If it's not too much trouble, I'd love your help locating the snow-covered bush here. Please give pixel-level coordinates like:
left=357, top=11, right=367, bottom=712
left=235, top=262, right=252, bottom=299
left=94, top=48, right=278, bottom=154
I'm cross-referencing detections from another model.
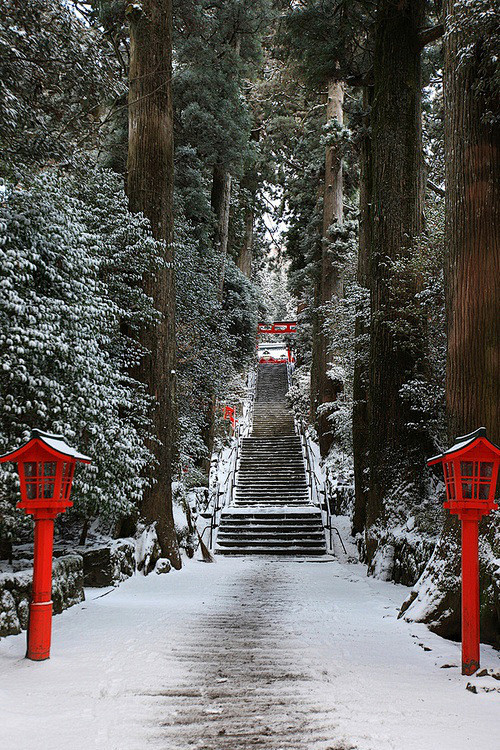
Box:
left=0, top=165, right=161, bottom=548
left=0, top=0, right=120, bottom=177
left=174, top=213, right=235, bottom=471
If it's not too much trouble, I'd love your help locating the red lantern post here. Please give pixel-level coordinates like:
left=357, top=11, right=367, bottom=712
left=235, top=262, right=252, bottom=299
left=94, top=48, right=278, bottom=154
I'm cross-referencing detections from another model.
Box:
left=223, top=405, right=237, bottom=432
left=0, top=430, right=90, bottom=661
left=428, top=427, right=499, bottom=675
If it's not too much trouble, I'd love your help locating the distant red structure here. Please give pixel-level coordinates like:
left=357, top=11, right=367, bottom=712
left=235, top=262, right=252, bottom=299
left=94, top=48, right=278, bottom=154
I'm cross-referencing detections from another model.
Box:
left=0, top=430, right=90, bottom=661
left=257, top=321, right=297, bottom=336
left=257, top=348, right=294, bottom=365
left=257, top=321, right=297, bottom=363
left=223, top=405, right=236, bottom=431
left=428, top=428, right=499, bottom=675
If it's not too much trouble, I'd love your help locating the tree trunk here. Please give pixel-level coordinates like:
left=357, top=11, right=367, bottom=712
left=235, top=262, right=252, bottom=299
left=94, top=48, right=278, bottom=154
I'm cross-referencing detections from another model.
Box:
left=311, top=79, right=344, bottom=456
left=212, top=162, right=232, bottom=295
left=195, top=163, right=232, bottom=469
left=237, top=122, right=261, bottom=279
left=352, top=86, right=372, bottom=536
left=400, top=0, right=500, bottom=650
left=365, top=0, right=427, bottom=561
left=444, top=11, right=500, bottom=445
left=126, top=0, right=180, bottom=568
left=237, top=199, right=254, bottom=278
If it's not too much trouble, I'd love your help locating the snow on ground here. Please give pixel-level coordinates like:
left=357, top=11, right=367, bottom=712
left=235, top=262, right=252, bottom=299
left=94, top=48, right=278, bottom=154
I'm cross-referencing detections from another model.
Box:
left=0, top=555, right=498, bottom=750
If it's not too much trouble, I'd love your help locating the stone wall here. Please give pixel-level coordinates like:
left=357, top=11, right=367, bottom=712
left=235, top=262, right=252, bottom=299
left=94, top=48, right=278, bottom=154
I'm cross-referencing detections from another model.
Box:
left=0, top=554, right=84, bottom=638
left=74, top=540, right=136, bottom=587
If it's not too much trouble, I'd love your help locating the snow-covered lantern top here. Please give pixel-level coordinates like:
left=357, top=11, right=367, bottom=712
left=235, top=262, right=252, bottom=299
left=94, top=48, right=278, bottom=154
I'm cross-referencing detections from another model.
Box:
left=427, top=428, right=499, bottom=520
left=0, top=429, right=91, bottom=516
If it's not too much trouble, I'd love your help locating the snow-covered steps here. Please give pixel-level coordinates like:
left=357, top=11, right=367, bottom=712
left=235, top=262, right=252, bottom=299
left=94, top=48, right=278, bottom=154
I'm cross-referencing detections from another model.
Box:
left=215, top=362, right=326, bottom=557
left=215, top=508, right=326, bottom=556
left=234, top=435, right=308, bottom=507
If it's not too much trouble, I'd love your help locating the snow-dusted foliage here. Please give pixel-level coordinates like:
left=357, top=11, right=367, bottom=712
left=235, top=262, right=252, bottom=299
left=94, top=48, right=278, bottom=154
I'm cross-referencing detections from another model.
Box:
left=0, top=165, right=161, bottom=547
left=0, top=0, right=119, bottom=177
left=175, top=215, right=233, bottom=472
left=321, top=214, right=358, bottom=453
left=447, top=0, right=500, bottom=125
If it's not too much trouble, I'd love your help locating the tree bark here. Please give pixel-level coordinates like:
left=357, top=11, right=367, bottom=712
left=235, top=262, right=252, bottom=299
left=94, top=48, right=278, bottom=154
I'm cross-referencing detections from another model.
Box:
left=196, top=163, right=232, bottom=469
left=126, top=0, right=180, bottom=568
left=311, top=79, right=344, bottom=457
left=237, top=122, right=261, bottom=279
left=444, top=8, right=500, bottom=445
left=212, top=162, right=232, bottom=296
left=399, top=0, right=500, bottom=650
left=365, top=0, right=427, bottom=559
left=237, top=199, right=254, bottom=278
left=352, top=86, right=372, bottom=536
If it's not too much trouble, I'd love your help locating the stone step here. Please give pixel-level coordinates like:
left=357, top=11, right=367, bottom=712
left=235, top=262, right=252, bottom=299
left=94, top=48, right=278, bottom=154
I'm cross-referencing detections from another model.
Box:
left=239, top=458, right=303, bottom=462
left=232, top=502, right=309, bottom=507
left=232, top=495, right=308, bottom=500
left=220, top=511, right=321, bottom=521
left=234, top=495, right=308, bottom=501
left=217, top=538, right=325, bottom=548
left=239, top=452, right=303, bottom=457
left=215, top=362, right=326, bottom=558
left=237, top=477, right=305, bottom=482
left=235, top=487, right=307, bottom=492
left=238, top=471, right=304, bottom=475
left=237, top=473, right=305, bottom=478
left=232, top=503, right=309, bottom=508
left=215, top=545, right=326, bottom=556
left=217, top=533, right=325, bottom=542
left=236, top=481, right=307, bottom=487
left=242, top=438, right=300, bottom=444
left=220, top=522, right=323, bottom=529
left=233, top=500, right=309, bottom=506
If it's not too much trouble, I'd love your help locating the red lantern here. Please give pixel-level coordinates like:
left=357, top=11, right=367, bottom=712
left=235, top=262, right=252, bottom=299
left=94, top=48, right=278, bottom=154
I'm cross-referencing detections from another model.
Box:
left=223, top=405, right=236, bottom=431
left=428, top=427, right=499, bottom=675
left=0, top=429, right=91, bottom=661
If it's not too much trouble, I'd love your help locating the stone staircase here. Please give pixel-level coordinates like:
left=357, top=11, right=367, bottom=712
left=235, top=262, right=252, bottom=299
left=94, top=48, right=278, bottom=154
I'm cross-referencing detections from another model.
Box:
left=216, top=363, right=326, bottom=556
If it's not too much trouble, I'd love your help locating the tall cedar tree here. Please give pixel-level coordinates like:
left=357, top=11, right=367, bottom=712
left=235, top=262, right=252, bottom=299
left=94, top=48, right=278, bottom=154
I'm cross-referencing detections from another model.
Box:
left=364, top=0, right=428, bottom=560
left=399, top=0, right=499, bottom=646
left=126, top=0, right=180, bottom=567
left=311, top=79, right=345, bottom=456
left=352, top=86, right=372, bottom=534
left=444, top=1, right=499, bottom=444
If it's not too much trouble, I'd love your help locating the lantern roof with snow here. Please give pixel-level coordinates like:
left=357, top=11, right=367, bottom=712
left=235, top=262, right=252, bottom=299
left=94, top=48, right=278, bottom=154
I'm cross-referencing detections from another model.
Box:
left=427, top=427, right=500, bottom=466
left=0, top=429, right=91, bottom=464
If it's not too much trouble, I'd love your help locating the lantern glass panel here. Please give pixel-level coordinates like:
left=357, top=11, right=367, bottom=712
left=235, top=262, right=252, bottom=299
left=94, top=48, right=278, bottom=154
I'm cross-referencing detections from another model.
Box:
left=43, top=461, right=56, bottom=498
left=478, top=484, right=491, bottom=500
left=24, top=461, right=39, bottom=499
left=24, top=462, right=37, bottom=477
left=462, top=482, right=472, bottom=499
left=61, top=462, right=74, bottom=499
left=444, top=461, right=456, bottom=500
left=460, top=461, right=474, bottom=478
left=480, top=462, right=493, bottom=478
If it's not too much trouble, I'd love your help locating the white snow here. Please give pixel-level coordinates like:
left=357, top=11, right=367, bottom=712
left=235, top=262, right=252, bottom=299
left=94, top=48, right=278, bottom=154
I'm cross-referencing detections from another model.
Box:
left=0, top=556, right=498, bottom=750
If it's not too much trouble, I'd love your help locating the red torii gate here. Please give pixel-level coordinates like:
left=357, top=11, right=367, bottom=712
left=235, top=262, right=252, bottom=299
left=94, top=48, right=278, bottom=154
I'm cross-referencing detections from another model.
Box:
left=257, top=321, right=297, bottom=363
left=257, top=321, right=297, bottom=336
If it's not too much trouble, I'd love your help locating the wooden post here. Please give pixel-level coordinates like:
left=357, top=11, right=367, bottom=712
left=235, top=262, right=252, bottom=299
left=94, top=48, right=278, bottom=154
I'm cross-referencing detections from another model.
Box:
left=461, top=517, right=480, bottom=675
left=28, top=515, right=55, bottom=661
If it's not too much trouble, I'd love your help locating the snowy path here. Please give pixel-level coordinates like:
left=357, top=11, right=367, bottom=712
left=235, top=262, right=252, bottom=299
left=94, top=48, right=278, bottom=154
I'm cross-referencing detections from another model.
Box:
left=1, top=556, right=498, bottom=750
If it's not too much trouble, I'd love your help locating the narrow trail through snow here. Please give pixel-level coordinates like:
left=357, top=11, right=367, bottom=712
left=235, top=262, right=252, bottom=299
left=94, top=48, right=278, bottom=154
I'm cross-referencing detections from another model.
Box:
left=149, top=562, right=338, bottom=749
left=1, top=556, right=498, bottom=750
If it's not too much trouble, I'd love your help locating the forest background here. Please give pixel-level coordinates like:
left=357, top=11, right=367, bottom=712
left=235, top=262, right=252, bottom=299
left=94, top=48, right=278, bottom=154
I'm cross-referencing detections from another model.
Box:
left=0, top=1, right=498, bottom=645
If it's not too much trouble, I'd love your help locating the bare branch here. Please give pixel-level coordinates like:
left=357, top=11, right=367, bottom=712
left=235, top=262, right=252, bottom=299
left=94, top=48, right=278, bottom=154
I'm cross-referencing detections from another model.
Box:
left=419, top=23, right=444, bottom=48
